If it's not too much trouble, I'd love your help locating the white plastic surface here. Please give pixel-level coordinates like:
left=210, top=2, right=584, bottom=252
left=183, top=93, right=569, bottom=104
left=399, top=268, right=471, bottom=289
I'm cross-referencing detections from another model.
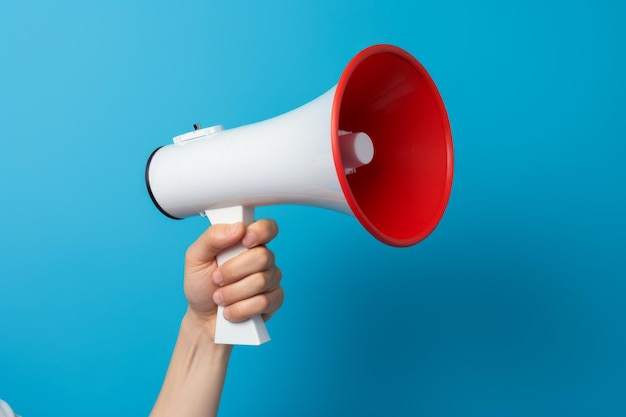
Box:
left=146, top=87, right=357, bottom=219
left=204, top=205, right=270, bottom=346
left=338, top=131, right=374, bottom=169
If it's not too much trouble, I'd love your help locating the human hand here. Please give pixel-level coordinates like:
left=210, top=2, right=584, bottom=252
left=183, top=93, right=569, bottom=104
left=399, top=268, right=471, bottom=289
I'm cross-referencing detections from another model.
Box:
left=182, top=219, right=284, bottom=340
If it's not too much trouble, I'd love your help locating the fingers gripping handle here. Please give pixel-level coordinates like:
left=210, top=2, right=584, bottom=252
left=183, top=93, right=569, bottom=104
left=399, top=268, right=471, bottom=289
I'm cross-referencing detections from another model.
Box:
left=204, top=206, right=271, bottom=346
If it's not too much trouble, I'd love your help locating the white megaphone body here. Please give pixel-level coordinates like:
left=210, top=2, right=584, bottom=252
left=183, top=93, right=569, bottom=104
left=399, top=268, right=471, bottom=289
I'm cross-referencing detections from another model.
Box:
left=146, top=44, right=454, bottom=345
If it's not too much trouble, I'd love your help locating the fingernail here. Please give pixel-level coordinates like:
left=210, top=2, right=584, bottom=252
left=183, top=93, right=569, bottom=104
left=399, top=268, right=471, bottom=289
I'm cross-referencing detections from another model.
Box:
left=213, top=291, right=224, bottom=306
left=212, top=270, right=223, bottom=286
left=242, top=231, right=255, bottom=247
left=223, top=307, right=232, bottom=321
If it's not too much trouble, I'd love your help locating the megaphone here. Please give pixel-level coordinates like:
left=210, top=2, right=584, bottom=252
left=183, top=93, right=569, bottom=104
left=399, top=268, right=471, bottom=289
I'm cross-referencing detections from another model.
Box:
left=145, top=44, right=453, bottom=345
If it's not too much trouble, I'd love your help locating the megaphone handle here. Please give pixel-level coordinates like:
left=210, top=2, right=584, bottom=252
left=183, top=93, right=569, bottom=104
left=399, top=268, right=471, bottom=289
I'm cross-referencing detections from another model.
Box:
left=204, top=205, right=271, bottom=346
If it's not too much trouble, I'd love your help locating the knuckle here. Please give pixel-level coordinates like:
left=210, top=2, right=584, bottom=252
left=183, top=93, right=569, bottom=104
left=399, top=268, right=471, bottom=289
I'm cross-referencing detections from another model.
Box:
left=275, top=288, right=285, bottom=308
left=259, top=294, right=271, bottom=311
left=265, top=289, right=284, bottom=316
left=206, top=225, right=223, bottom=243
left=253, top=272, right=269, bottom=292
left=252, top=247, right=273, bottom=267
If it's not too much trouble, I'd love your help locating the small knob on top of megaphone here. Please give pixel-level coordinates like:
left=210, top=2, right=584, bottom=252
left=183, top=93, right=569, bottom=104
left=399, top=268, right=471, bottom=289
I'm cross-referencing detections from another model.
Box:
left=173, top=124, right=224, bottom=144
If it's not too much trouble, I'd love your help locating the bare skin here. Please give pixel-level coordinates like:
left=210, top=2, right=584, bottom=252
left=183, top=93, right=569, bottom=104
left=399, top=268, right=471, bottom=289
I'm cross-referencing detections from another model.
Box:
left=150, top=219, right=284, bottom=417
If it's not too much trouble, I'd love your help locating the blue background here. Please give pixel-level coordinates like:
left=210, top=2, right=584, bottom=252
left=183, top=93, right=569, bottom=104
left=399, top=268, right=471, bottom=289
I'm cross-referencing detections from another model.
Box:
left=1, top=1, right=625, bottom=416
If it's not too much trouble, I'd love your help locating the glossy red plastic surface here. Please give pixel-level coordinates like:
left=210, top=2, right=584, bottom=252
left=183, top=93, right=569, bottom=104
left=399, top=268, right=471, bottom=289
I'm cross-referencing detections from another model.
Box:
left=331, top=44, right=453, bottom=247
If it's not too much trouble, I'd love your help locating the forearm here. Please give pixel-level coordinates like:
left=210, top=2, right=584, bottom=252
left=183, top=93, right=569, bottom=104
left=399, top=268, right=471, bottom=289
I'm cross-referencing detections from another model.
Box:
left=150, top=311, right=233, bottom=417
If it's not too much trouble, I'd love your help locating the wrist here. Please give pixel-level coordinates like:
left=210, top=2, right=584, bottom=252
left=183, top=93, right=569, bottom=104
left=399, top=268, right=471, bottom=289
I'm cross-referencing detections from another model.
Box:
left=150, top=311, right=232, bottom=417
left=181, top=309, right=233, bottom=355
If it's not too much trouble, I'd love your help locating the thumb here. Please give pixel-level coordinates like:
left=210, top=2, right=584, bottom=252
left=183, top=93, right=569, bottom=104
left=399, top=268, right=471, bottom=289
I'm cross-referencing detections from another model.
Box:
left=185, top=222, right=246, bottom=266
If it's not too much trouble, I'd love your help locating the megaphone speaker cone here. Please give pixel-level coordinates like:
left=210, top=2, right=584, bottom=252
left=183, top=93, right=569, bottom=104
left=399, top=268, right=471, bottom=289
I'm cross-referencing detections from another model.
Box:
left=331, top=44, right=453, bottom=247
